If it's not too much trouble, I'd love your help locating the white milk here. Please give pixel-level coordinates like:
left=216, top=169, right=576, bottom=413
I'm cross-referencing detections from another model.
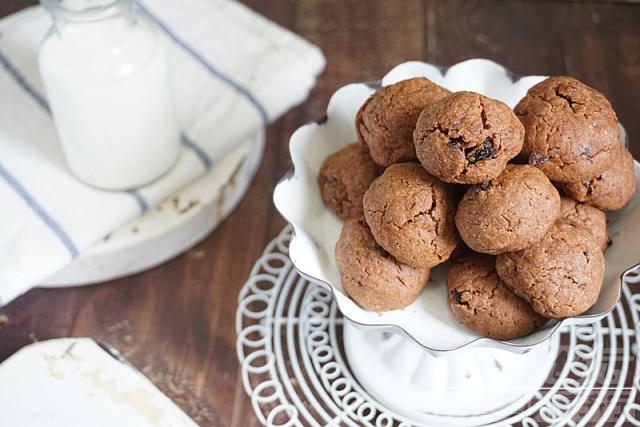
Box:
left=39, top=8, right=180, bottom=190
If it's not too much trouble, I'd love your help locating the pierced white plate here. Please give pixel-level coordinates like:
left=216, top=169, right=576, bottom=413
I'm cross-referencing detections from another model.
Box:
left=273, top=59, right=640, bottom=354
left=42, top=130, right=264, bottom=286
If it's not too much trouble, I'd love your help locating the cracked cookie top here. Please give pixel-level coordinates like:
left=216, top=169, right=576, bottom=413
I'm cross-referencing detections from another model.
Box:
left=447, top=253, right=547, bottom=339
left=559, top=144, right=636, bottom=211
left=559, top=197, right=609, bottom=252
left=318, top=142, right=384, bottom=220
left=363, top=162, right=459, bottom=268
left=335, top=218, right=430, bottom=312
left=495, top=220, right=605, bottom=319
left=356, top=77, right=451, bottom=167
left=413, top=91, right=524, bottom=184
left=455, top=164, right=561, bottom=254
left=515, top=76, right=620, bottom=183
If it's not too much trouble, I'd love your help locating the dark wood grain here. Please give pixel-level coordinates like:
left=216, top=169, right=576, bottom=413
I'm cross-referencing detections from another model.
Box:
left=1, top=1, right=639, bottom=426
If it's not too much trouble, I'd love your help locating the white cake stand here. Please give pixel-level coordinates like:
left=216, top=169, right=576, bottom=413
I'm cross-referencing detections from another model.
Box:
left=236, top=227, right=640, bottom=427
left=343, top=323, right=559, bottom=426
left=42, top=130, right=264, bottom=286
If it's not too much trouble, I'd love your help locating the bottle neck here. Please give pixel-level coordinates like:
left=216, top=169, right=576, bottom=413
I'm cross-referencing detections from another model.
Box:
left=41, top=0, right=134, bottom=25
left=41, top=0, right=138, bottom=41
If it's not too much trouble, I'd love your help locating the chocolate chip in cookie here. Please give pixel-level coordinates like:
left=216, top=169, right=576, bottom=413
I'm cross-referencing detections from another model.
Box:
left=448, top=253, right=547, bottom=339
left=413, top=91, right=524, bottom=184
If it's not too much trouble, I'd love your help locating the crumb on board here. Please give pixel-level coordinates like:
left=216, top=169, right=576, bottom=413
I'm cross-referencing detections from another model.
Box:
left=188, top=250, right=206, bottom=260
left=228, top=159, right=245, bottom=187
left=216, top=191, right=225, bottom=211
left=178, top=199, right=200, bottom=214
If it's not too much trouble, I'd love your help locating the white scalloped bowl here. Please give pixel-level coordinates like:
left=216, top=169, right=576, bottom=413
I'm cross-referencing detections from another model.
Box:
left=274, top=59, right=640, bottom=353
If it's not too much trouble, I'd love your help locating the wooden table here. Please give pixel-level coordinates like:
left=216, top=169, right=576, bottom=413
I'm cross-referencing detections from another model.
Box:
left=1, top=1, right=639, bottom=426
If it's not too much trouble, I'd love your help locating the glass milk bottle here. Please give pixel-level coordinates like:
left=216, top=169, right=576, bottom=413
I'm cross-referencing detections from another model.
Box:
left=39, top=0, right=181, bottom=190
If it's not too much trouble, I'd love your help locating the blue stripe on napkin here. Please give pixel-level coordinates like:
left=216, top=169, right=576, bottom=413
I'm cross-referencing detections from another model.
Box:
left=0, top=163, right=79, bottom=258
left=126, top=189, right=149, bottom=213
left=181, top=133, right=212, bottom=169
left=0, top=50, right=50, bottom=114
left=137, top=1, right=270, bottom=125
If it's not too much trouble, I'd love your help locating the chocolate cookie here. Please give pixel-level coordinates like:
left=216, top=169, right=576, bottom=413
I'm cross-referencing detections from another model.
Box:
left=414, top=91, right=524, bottom=184
left=363, top=162, right=459, bottom=268
left=448, top=254, right=547, bottom=339
left=560, top=145, right=636, bottom=211
left=496, top=220, right=605, bottom=319
left=455, top=165, right=561, bottom=255
left=356, top=77, right=450, bottom=166
left=318, top=143, right=384, bottom=220
left=515, top=76, right=620, bottom=182
left=559, top=197, right=609, bottom=252
left=335, top=218, right=430, bottom=311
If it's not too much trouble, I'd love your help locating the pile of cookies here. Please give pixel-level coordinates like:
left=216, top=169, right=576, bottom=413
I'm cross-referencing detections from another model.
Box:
left=318, top=75, right=636, bottom=340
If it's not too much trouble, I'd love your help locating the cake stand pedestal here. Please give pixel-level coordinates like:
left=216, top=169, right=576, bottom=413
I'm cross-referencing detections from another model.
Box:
left=344, top=322, right=559, bottom=426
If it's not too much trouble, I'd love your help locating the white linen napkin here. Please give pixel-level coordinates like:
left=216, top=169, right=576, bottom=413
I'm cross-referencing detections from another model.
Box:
left=0, top=0, right=325, bottom=305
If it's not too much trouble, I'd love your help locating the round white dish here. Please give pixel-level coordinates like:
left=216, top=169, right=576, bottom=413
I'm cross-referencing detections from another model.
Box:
left=273, top=59, right=640, bottom=353
left=43, top=129, right=264, bottom=286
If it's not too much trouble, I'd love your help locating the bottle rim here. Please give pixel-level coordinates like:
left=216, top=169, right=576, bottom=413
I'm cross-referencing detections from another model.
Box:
left=40, top=0, right=130, bottom=22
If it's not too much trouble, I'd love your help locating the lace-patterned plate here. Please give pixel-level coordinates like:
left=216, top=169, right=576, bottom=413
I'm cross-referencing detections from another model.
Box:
left=236, top=227, right=640, bottom=426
